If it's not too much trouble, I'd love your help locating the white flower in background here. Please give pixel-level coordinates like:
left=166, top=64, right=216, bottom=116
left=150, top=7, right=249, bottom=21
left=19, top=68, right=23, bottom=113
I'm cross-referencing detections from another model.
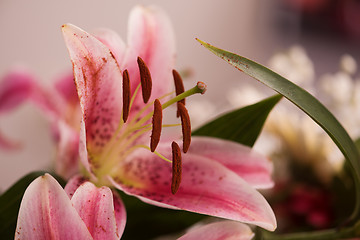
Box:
left=264, top=106, right=343, bottom=183
left=227, top=85, right=267, bottom=107
left=186, top=99, right=216, bottom=129
left=266, top=51, right=360, bottom=183
left=340, top=54, right=357, bottom=75
left=319, top=71, right=353, bottom=105
left=228, top=45, right=316, bottom=111
left=318, top=54, right=360, bottom=139
left=268, top=45, right=315, bottom=88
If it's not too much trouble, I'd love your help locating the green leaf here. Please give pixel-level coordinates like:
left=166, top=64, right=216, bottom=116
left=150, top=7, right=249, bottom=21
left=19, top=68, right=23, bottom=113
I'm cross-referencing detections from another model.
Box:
left=197, top=38, right=360, bottom=221
left=192, top=94, right=282, bottom=147
left=0, top=171, right=65, bottom=239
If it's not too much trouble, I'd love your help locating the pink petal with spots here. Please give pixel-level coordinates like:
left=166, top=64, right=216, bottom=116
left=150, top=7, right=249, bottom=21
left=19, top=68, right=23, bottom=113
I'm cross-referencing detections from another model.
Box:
left=15, top=174, right=93, bottom=240
left=71, top=182, right=126, bottom=240
left=110, top=143, right=277, bottom=231
left=178, top=221, right=254, bottom=240
left=188, top=137, right=274, bottom=189
left=64, top=175, right=88, bottom=198
left=123, top=5, right=176, bottom=115
left=92, top=28, right=127, bottom=67
left=62, top=24, right=123, bottom=164
left=112, top=190, right=127, bottom=237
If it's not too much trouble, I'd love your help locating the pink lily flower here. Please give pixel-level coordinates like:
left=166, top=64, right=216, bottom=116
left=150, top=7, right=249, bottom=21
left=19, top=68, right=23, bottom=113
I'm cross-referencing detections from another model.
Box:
left=15, top=173, right=126, bottom=240
left=61, top=5, right=276, bottom=231
left=0, top=67, right=81, bottom=178
left=178, top=221, right=254, bottom=240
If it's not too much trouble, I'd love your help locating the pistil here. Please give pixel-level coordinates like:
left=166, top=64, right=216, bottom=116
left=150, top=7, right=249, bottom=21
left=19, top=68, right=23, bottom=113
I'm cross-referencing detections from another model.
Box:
left=161, top=82, right=206, bottom=109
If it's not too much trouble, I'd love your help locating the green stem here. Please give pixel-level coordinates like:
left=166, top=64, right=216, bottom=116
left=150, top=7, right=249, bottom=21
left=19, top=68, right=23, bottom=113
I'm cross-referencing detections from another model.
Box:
left=350, top=178, right=360, bottom=222
left=259, top=221, right=360, bottom=240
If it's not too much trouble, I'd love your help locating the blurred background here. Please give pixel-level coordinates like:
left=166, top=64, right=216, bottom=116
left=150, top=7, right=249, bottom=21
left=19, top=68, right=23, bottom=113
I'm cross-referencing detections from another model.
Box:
left=1, top=0, right=360, bottom=191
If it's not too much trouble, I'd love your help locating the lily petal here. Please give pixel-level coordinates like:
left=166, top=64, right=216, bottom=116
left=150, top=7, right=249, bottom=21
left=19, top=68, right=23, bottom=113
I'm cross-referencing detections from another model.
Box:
left=62, top=24, right=123, bottom=167
left=15, top=173, right=93, bottom=240
left=92, top=28, right=127, bottom=68
left=64, top=175, right=88, bottom=198
left=0, top=68, right=36, bottom=113
left=0, top=68, right=66, bottom=152
left=0, top=130, right=21, bottom=150
left=0, top=67, right=66, bottom=118
left=110, top=144, right=277, bottom=231
left=178, top=221, right=254, bottom=240
left=112, top=190, right=127, bottom=238
left=54, top=72, right=79, bottom=107
left=188, top=137, right=274, bottom=189
left=71, top=182, right=126, bottom=240
left=124, top=5, right=176, bottom=112
left=53, top=120, right=80, bottom=179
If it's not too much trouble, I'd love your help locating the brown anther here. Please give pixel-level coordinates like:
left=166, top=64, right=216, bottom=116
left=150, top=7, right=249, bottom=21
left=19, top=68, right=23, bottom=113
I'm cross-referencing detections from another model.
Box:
left=177, top=102, right=191, bottom=153
left=173, top=69, right=185, bottom=118
left=122, top=69, right=130, bottom=123
left=137, top=57, right=152, bottom=103
left=171, top=141, right=182, bottom=195
left=150, top=99, right=162, bottom=152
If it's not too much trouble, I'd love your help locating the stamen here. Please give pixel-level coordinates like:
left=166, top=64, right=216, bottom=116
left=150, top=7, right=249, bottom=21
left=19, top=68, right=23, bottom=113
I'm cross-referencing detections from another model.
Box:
left=173, top=70, right=185, bottom=99
left=122, top=69, right=130, bottom=123
left=97, top=80, right=206, bottom=178
left=173, top=70, right=185, bottom=117
left=162, top=123, right=181, bottom=128
left=137, top=57, right=152, bottom=103
left=150, top=99, right=162, bottom=152
left=128, top=91, right=173, bottom=127
left=171, top=141, right=182, bottom=195
left=177, top=102, right=191, bottom=153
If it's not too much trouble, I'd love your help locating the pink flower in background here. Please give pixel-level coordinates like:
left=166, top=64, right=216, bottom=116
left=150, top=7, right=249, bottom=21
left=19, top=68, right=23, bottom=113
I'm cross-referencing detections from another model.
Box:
left=15, top=173, right=126, bottom=240
left=61, top=5, right=276, bottom=231
left=0, top=68, right=81, bottom=179
left=272, top=183, right=333, bottom=230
